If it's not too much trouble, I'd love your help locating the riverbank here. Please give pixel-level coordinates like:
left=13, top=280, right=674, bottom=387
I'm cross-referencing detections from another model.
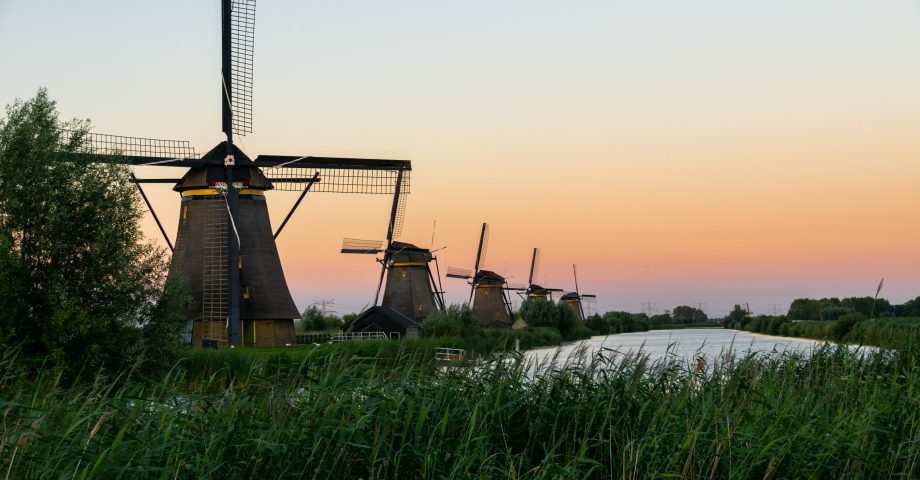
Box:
left=727, top=316, right=920, bottom=350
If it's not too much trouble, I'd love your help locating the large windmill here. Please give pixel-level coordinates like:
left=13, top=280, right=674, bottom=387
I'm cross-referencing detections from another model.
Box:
left=446, top=223, right=515, bottom=328
left=69, top=0, right=411, bottom=347
left=560, top=264, right=597, bottom=322
left=340, top=181, right=445, bottom=322
left=511, top=248, right=563, bottom=302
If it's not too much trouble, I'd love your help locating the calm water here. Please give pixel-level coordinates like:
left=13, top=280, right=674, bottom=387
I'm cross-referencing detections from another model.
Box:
left=524, top=328, right=859, bottom=367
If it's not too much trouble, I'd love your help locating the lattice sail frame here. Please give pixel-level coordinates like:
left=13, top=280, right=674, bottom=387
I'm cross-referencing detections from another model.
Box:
left=230, top=0, right=256, bottom=135
left=446, top=267, right=473, bottom=279
left=63, top=131, right=199, bottom=159
left=478, top=224, right=490, bottom=271
left=530, top=248, right=541, bottom=284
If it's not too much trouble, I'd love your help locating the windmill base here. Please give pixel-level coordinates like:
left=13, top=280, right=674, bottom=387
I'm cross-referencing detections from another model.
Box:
left=192, top=319, right=295, bottom=347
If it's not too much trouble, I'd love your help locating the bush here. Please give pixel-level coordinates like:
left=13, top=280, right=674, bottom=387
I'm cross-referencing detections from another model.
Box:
left=831, top=313, right=866, bottom=341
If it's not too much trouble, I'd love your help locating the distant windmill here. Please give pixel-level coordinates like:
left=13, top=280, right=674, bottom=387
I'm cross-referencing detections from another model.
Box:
left=560, top=264, right=597, bottom=321
left=64, top=0, right=412, bottom=347
left=510, top=248, right=563, bottom=302
left=446, top=223, right=515, bottom=328
left=340, top=183, right=444, bottom=322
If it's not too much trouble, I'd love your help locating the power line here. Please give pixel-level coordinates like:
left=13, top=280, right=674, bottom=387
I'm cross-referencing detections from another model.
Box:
left=311, top=298, right=336, bottom=315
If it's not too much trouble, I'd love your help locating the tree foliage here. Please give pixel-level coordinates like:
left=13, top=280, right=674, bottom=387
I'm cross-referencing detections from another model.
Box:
left=299, top=306, right=342, bottom=332
left=0, top=89, right=189, bottom=378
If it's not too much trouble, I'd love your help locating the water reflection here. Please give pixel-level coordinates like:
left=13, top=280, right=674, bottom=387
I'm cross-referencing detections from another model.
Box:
left=524, top=328, right=855, bottom=366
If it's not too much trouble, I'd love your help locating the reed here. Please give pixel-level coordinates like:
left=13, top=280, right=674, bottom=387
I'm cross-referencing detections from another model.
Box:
left=1, top=342, right=918, bottom=478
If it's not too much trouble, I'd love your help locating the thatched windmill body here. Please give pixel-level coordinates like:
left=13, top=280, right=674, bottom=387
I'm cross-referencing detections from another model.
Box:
left=70, top=0, right=411, bottom=347
left=340, top=185, right=445, bottom=322
left=446, top=223, right=515, bottom=328
left=560, top=264, right=597, bottom=322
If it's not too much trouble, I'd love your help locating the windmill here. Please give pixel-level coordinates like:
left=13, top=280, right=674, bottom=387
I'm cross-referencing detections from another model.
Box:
left=510, top=248, right=563, bottom=302
left=560, top=264, right=597, bottom=321
left=67, top=0, right=412, bottom=347
left=340, top=182, right=445, bottom=322
left=446, top=223, right=515, bottom=328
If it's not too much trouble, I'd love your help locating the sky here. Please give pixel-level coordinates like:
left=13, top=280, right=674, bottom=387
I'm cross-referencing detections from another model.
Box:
left=2, top=1, right=920, bottom=317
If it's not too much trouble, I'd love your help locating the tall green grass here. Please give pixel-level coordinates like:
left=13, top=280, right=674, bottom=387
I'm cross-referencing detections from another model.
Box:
left=2, top=342, right=919, bottom=478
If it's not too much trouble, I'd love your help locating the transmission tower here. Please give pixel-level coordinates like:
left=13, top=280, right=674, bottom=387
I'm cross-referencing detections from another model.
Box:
left=312, top=299, right=336, bottom=315
left=642, top=302, right=656, bottom=316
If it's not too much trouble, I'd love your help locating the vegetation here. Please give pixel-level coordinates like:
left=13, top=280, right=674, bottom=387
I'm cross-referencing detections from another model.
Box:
left=0, top=90, right=189, bottom=379
left=297, top=305, right=343, bottom=332
left=725, top=311, right=920, bottom=351
left=3, top=341, right=920, bottom=478
left=786, top=295, right=920, bottom=320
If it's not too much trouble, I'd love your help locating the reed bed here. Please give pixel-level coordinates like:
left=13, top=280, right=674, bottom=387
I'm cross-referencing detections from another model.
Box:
left=1, top=343, right=918, bottom=479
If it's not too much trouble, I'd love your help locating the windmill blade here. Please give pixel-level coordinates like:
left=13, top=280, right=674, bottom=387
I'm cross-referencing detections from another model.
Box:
left=446, top=267, right=473, bottom=279
left=341, top=238, right=384, bottom=254
left=257, top=155, right=411, bottom=193
left=384, top=169, right=407, bottom=244
left=573, top=264, right=580, bottom=296
left=545, top=288, right=565, bottom=292
left=528, top=248, right=541, bottom=285
left=473, top=223, right=489, bottom=273
left=581, top=294, right=597, bottom=298
left=61, top=131, right=200, bottom=166
left=506, top=282, right=527, bottom=290
left=224, top=0, right=256, bottom=136
left=582, top=296, right=598, bottom=317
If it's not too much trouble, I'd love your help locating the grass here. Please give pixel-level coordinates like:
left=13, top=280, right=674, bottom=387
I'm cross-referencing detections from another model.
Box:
left=2, top=340, right=920, bottom=478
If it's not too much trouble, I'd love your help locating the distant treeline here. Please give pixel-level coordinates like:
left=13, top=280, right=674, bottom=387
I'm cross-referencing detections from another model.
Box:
left=786, top=296, right=920, bottom=320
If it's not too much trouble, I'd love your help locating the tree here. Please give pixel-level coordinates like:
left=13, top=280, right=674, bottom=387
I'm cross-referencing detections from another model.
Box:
left=421, top=304, right=478, bottom=338
left=672, top=305, right=708, bottom=324
left=556, top=302, right=577, bottom=340
left=0, top=89, right=188, bottom=377
left=518, top=298, right=559, bottom=329
left=787, top=299, right=821, bottom=320
left=299, top=306, right=342, bottom=332
left=726, top=304, right=750, bottom=325
left=584, top=314, right=609, bottom=335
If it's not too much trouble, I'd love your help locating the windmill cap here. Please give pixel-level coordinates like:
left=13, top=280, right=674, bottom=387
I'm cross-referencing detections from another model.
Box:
left=561, top=292, right=580, bottom=300
left=476, top=270, right=505, bottom=282
left=173, top=142, right=273, bottom=192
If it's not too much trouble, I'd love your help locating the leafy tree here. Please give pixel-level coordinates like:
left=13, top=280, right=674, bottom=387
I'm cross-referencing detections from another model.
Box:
left=726, top=304, right=750, bottom=325
left=518, top=298, right=559, bottom=329
left=421, top=304, right=478, bottom=337
left=672, top=305, right=708, bottom=324
left=787, top=299, right=821, bottom=320
left=299, top=306, right=342, bottom=332
left=0, top=89, right=188, bottom=377
left=820, top=306, right=855, bottom=321
left=649, top=312, right=672, bottom=325
left=556, top=302, right=578, bottom=340
left=584, top=314, right=609, bottom=335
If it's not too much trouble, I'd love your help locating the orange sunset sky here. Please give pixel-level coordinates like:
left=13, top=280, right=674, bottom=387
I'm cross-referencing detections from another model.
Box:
left=2, top=1, right=920, bottom=316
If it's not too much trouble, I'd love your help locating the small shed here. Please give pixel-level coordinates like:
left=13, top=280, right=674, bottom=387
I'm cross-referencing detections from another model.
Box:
left=346, top=306, right=421, bottom=339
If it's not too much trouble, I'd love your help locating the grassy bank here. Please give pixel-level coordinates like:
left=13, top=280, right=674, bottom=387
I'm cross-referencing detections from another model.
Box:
left=2, top=343, right=919, bottom=478
left=729, top=315, right=920, bottom=351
